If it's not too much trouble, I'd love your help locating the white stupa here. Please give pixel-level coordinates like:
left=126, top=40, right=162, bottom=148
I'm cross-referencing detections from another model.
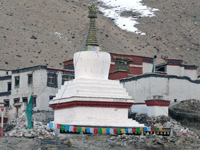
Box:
left=49, top=4, right=144, bottom=128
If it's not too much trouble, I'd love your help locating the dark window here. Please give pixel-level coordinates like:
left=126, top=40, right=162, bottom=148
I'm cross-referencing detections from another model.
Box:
left=28, top=74, right=33, bottom=85
left=4, top=99, right=9, bottom=107
left=7, top=82, right=11, bottom=91
left=156, top=66, right=166, bottom=72
left=14, top=98, right=20, bottom=103
left=115, top=60, right=129, bottom=71
left=47, top=72, right=58, bottom=88
left=49, top=95, right=55, bottom=100
left=32, top=96, right=37, bottom=107
left=23, top=97, right=28, bottom=104
left=174, top=99, right=177, bottom=103
left=62, top=74, right=74, bottom=85
left=15, top=76, right=20, bottom=87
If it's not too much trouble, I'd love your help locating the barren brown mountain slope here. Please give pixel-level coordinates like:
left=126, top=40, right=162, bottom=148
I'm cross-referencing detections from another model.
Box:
left=0, top=0, right=199, bottom=74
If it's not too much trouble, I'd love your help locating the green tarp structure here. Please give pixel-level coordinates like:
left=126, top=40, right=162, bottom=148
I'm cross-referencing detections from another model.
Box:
left=26, top=95, right=33, bottom=129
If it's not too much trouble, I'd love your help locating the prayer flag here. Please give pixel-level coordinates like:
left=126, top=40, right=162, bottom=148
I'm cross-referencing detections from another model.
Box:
left=90, top=128, right=94, bottom=134
left=155, top=127, right=159, bottom=131
left=73, top=126, right=77, bottom=132
left=140, top=128, right=143, bottom=132
left=65, top=125, right=69, bottom=131
left=102, top=129, right=106, bottom=134
left=121, top=129, right=126, bottom=134
left=57, top=124, right=61, bottom=129
left=128, top=128, right=132, bottom=134
left=61, top=125, right=65, bottom=130
left=117, top=129, right=121, bottom=134
left=49, top=123, right=53, bottom=128
left=106, top=129, right=110, bottom=134
left=69, top=126, right=73, bottom=132
left=77, top=127, right=82, bottom=132
left=125, top=128, right=128, bottom=134
left=26, top=95, right=33, bottom=129
left=136, top=128, right=140, bottom=133
left=143, top=127, right=147, bottom=132
left=113, top=129, right=118, bottom=134
left=151, top=126, right=155, bottom=131
left=94, top=128, right=98, bottom=134
left=81, top=127, right=86, bottom=132
left=132, top=128, right=136, bottom=132
left=86, top=127, right=90, bottom=133
left=98, top=128, right=102, bottom=134
left=110, top=129, right=114, bottom=134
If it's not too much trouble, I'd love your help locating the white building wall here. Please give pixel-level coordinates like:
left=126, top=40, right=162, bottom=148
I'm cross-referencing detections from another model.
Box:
left=184, top=69, right=197, bottom=80
left=142, top=62, right=153, bottom=74
left=166, top=65, right=181, bottom=76
left=0, top=79, right=11, bottom=92
left=147, top=106, right=169, bottom=117
left=6, top=68, right=64, bottom=118
left=123, top=76, right=200, bottom=105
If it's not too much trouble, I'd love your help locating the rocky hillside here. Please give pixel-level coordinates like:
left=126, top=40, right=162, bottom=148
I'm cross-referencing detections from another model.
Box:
left=0, top=0, right=199, bottom=73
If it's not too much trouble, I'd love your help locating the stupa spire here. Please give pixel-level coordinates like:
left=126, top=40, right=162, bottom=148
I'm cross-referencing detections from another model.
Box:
left=85, top=4, right=99, bottom=46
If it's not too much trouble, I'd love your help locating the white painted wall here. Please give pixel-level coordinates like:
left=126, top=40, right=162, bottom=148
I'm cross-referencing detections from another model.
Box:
left=74, top=51, right=111, bottom=80
left=147, top=106, right=169, bottom=117
left=184, top=69, right=197, bottom=80
left=166, top=65, right=181, bottom=76
left=0, top=71, right=7, bottom=76
left=142, top=62, right=153, bottom=74
left=0, top=67, right=67, bottom=119
left=131, top=104, right=148, bottom=114
left=123, top=76, right=200, bottom=105
left=53, top=106, right=144, bottom=127
left=0, top=79, right=11, bottom=92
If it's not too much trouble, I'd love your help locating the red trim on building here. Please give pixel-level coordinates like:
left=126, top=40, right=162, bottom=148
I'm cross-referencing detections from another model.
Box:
left=132, top=103, right=146, bottom=105
left=109, top=71, right=128, bottom=80
left=50, top=101, right=134, bottom=110
left=145, top=100, right=170, bottom=106
left=129, top=67, right=142, bottom=75
left=167, top=59, right=183, bottom=63
left=184, top=68, right=197, bottom=70
left=109, top=65, right=115, bottom=72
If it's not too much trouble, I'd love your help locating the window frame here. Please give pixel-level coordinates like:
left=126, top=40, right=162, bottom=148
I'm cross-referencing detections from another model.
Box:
left=115, top=59, right=130, bottom=71
left=47, top=72, right=58, bottom=88
left=62, top=74, right=74, bottom=85
left=7, top=82, right=11, bottom=91
left=32, top=95, right=37, bottom=108
left=15, top=76, right=20, bottom=87
left=22, top=97, right=28, bottom=104
left=4, top=99, right=9, bottom=107
left=28, top=74, right=33, bottom=85
left=14, top=98, right=20, bottom=103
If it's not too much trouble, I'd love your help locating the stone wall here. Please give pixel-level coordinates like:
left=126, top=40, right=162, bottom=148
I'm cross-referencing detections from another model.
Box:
left=32, top=111, right=54, bottom=123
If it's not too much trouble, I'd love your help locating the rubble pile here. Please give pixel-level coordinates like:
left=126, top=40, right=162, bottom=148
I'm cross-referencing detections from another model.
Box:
left=131, top=113, right=199, bottom=139
left=131, top=113, right=170, bottom=126
left=163, top=120, right=199, bottom=139
left=4, top=113, right=55, bottom=139
left=174, top=99, right=200, bottom=111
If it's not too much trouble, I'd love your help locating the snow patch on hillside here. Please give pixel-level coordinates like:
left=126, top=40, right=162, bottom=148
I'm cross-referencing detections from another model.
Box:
left=97, top=0, right=159, bottom=35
